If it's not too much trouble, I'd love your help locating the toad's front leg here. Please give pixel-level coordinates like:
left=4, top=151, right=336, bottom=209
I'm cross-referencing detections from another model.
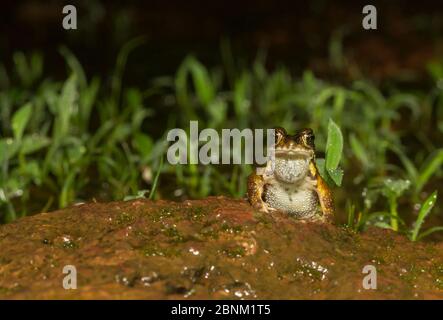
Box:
left=315, top=174, right=335, bottom=223
left=247, top=172, right=273, bottom=213
left=309, top=162, right=335, bottom=223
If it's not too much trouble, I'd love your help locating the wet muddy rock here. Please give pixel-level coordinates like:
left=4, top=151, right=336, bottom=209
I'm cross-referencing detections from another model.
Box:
left=0, top=197, right=442, bottom=299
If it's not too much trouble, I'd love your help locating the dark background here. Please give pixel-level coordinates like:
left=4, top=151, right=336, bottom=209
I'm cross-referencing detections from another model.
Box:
left=1, top=0, right=443, bottom=84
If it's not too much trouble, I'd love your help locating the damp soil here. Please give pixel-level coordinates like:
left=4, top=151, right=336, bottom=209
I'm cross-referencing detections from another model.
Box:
left=0, top=197, right=442, bottom=299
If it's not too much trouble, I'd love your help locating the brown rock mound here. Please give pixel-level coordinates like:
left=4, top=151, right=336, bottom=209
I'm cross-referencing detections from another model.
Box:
left=0, top=197, right=442, bottom=299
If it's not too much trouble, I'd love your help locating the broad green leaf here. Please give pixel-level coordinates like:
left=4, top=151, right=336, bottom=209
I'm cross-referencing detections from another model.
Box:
left=12, top=103, right=32, bottom=140
left=315, top=158, right=334, bottom=186
left=328, top=167, right=344, bottom=186
left=325, top=118, right=343, bottom=172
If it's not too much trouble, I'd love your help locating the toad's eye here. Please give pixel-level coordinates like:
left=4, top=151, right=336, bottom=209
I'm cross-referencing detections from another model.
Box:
left=305, top=133, right=315, bottom=148
left=274, top=127, right=286, bottom=144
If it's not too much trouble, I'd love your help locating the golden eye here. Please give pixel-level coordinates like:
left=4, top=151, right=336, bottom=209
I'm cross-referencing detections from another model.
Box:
left=274, top=127, right=286, bottom=144
left=305, top=132, right=315, bottom=148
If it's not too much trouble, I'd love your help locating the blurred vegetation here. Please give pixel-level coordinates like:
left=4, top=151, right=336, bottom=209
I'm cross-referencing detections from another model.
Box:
left=0, top=40, right=442, bottom=241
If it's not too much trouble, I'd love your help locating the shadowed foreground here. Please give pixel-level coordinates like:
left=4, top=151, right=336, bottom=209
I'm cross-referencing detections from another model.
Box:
left=0, top=197, right=442, bottom=299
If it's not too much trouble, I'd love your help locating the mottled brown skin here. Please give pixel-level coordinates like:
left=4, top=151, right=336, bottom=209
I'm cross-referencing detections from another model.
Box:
left=247, top=127, right=334, bottom=222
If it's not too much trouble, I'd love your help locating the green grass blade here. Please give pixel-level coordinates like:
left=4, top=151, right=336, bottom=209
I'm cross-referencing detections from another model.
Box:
left=59, top=46, right=87, bottom=88
left=416, top=149, right=443, bottom=194
left=13, top=52, right=30, bottom=87
left=55, top=74, right=77, bottom=139
left=188, top=58, right=215, bottom=106
left=12, top=103, right=32, bottom=141
left=349, top=133, right=370, bottom=168
left=149, top=155, right=164, bottom=200
left=417, top=226, right=443, bottom=241
left=410, top=191, right=438, bottom=241
left=389, top=144, right=418, bottom=185
left=111, top=36, right=146, bottom=107
left=59, top=171, right=77, bottom=208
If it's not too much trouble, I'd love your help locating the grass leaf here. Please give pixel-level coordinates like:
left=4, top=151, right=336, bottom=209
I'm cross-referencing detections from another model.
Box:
left=0, top=139, right=19, bottom=163
left=416, top=149, right=443, bottom=194
left=417, top=226, right=443, bottom=241
left=12, top=103, right=32, bottom=140
left=20, top=135, right=51, bottom=155
left=349, top=133, right=370, bottom=167
left=410, top=191, right=438, bottom=241
left=149, top=155, right=164, bottom=200
left=55, top=74, right=78, bottom=138
left=59, top=46, right=87, bottom=88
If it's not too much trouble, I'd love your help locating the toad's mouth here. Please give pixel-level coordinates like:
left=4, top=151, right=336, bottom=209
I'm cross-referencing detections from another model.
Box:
left=274, top=148, right=313, bottom=159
